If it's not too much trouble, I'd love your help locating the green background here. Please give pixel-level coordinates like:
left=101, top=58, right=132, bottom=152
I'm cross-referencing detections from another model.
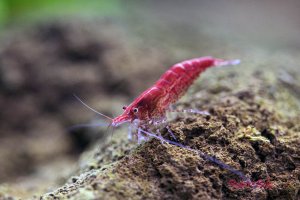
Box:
left=0, top=0, right=122, bottom=26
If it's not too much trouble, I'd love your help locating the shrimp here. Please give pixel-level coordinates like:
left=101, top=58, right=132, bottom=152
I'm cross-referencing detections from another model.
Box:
left=111, top=56, right=240, bottom=127
left=74, top=56, right=247, bottom=181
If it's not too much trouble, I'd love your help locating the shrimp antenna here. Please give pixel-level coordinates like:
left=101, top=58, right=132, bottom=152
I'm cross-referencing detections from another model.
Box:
left=73, top=94, right=113, bottom=121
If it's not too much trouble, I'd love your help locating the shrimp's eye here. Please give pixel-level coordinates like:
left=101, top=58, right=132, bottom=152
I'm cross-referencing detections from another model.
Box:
left=122, top=106, right=127, bottom=110
left=133, top=108, right=138, bottom=113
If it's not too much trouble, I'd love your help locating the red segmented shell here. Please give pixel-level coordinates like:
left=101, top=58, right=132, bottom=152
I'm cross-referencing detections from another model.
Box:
left=112, top=56, right=237, bottom=126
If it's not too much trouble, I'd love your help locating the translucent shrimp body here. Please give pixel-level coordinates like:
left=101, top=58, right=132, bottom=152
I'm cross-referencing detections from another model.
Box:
left=112, top=56, right=240, bottom=127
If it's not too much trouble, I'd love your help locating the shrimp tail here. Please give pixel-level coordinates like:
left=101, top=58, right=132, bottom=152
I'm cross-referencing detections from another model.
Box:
left=214, top=59, right=241, bottom=67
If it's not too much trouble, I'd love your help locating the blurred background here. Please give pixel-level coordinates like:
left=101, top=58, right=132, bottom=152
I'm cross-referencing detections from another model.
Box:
left=0, top=0, right=299, bottom=195
left=1, top=0, right=300, bottom=48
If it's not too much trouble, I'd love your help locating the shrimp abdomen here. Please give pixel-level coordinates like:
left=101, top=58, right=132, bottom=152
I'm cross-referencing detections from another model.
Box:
left=159, top=57, right=215, bottom=105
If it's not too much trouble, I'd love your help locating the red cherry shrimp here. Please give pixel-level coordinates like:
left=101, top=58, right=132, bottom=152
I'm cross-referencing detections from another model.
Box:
left=111, top=56, right=240, bottom=127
